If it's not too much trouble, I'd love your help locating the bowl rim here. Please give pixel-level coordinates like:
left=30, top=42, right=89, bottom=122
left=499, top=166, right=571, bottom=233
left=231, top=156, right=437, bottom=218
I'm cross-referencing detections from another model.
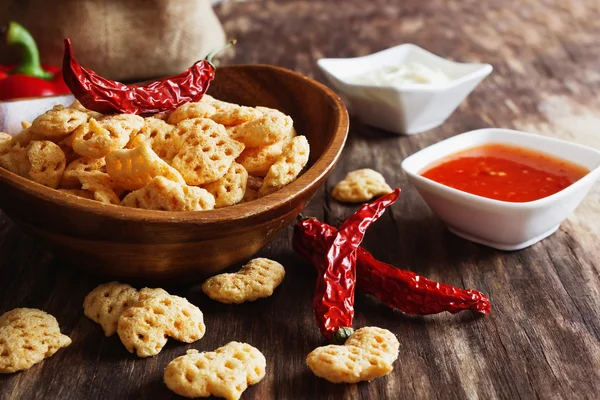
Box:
left=317, top=43, right=493, bottom=93
left=401, top=128, right=600, bottom=210
left=0, top=64, right=350, bottom=224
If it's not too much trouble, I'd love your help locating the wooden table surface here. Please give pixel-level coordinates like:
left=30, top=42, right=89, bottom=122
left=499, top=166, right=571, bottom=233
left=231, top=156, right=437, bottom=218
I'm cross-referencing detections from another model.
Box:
left=2, top=1, right=600, bottom=399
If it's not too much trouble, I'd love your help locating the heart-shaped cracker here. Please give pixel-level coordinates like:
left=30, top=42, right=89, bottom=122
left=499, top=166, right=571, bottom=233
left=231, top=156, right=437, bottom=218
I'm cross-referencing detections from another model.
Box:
left=332, top=169, right=393, bottom=203
left=117, top=291, right=206, bottom=358
left=306, top=326, right=399, bottom=383
left=0, top=308, right=71, bottom=374
left=164, top=342, right=266, bottom=400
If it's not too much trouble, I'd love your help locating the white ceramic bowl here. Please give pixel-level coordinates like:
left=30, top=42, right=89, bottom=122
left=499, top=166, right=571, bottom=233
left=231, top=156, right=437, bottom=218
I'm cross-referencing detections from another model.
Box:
left=401, top=128, right=600, bottom=250
left=317, top=44, right=492, bottom=135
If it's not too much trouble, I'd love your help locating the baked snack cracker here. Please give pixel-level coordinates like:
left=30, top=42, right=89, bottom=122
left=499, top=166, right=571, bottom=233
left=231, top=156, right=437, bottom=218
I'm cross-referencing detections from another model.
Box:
left=167, top=95, right=232, bottom=125
left=0, top=140, right=66, bottom=189
left=236, top=140, right=285, bottom=177
left=171, top=119, right=245, bottom=186
left=69, top=99, right=104, bottom=120
left=259, top=136, right=309, bottom=196
left=83, top=282, right=140, bottom=336
left=0, top=308, right=71, bottom=374
left=201, top=258, right=285, bottom=304
left=30, top=104, right=88, bottom=139
left=230, top=107, right=294, bottom=148
left=164, top=342, right=266, bottom=400
left=202, top=162, right=248, bottom=208
left=0, top=132, right=12, bottom=154
left=332, top=169, right=392, bottom=203
left=78, top=172, right=121, bottom=205
left=117, top=291, right=206, bottom=357
left=306, top=327, right=399, bottom=383
left=72, top=114, right=144, bottom=158
left=128, top=117, right=182, bottom=162
left=25, top=140, right=67, bottom=189
left=61, top=157, right=107, bottom=188
left=211, top=106, right=262, bottom=127
left=0, top=144, right=30, bottom=177
left=106, top=142, right=185, bottom=191
left=122, top=176, right=215, bottom=211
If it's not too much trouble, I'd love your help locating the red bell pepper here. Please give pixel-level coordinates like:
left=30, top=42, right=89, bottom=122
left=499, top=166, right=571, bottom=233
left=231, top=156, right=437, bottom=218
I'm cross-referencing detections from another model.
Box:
left=0, top=22, right=70, bottom=100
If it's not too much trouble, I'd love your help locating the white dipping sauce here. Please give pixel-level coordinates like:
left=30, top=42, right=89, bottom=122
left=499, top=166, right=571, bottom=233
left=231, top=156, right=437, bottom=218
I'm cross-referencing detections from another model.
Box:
left=350, top=62, right=451, bottom=86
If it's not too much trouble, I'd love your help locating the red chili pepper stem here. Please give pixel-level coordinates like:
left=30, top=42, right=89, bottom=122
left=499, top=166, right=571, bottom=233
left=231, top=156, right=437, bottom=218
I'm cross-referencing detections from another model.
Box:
left=204, top=40, right=237, bottom=68
left=297, top=214, right=313, bottom=222
left=4, top=21, right=53, bottom=80
left=331, top=327, right=354, bottom=345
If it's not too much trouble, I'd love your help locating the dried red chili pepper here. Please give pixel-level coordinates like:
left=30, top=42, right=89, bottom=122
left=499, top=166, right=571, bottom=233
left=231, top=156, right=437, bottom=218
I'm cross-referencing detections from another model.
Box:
left=312, top=189, right=401, bottom=343
left=62, top=39, right=235, bottom=115
left=294, top=205, right=491, bottom=317
left=354, top=248, right=490, bottom=315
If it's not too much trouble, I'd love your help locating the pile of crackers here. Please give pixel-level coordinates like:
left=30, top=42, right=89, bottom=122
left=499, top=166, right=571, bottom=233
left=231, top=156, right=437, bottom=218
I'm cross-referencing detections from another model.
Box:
left=0, top=96, right=310, bottom=211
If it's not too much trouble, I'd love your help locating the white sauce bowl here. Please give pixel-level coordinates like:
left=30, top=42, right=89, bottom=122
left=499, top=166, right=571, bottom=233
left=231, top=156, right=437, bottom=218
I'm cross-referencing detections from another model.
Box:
left=318, top=44, right=492, bottom=135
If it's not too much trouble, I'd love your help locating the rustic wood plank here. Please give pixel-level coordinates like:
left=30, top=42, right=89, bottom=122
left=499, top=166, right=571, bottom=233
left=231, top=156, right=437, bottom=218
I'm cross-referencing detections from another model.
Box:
left=1, top=0, right=600, bottom=399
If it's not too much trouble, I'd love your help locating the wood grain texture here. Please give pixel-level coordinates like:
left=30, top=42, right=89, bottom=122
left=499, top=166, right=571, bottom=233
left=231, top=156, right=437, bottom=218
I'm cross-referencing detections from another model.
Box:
left=1, top=0, right=600, bottom=399
left=0, top=65, right=348, bottom=282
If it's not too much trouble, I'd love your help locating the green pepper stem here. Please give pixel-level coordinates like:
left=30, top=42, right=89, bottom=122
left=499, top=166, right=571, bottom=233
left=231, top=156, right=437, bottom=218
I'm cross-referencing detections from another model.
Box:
left=332, top=327, right=354, bottom=345
left=204, top=40, right=237, bottom=66
left=5, top=21, right=53, bottom=80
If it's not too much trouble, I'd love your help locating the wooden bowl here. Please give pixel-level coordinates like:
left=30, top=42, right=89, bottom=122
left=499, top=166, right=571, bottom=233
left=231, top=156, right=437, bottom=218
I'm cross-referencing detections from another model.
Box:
left=0, top=65, right=349, bottom=283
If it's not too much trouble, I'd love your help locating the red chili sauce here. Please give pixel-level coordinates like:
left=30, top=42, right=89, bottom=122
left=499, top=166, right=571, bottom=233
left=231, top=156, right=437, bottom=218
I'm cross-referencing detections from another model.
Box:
left=420, top=144, right=589, bottom=202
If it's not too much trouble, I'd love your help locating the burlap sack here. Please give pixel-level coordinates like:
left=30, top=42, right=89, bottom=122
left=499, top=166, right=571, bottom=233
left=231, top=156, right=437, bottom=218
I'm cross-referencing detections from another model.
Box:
left=0, top=0, right=226, bottom=81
